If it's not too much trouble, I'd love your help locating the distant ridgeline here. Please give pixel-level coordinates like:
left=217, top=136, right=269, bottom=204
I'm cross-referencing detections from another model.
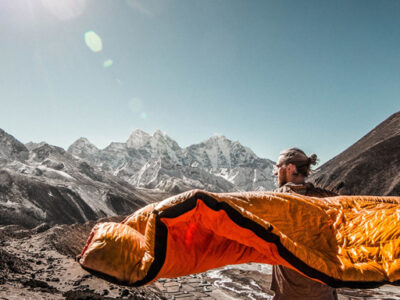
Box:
left=67, top=130, right=276, bottom=193
left=0, top=129, right=166, bottom=228
left=1, top=110, right=399, bottom=228
left=0, top=128, right=274, bottom=228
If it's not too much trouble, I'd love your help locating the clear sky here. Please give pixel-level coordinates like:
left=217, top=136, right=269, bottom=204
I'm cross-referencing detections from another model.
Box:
left=1, top=0, right=399, bottom=164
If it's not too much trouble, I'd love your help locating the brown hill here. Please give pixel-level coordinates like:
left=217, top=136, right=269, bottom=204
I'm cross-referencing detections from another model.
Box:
left=310, top=111, right=400, bottom=196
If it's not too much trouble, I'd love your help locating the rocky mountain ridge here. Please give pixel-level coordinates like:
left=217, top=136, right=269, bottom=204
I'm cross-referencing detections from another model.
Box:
left=2, top=112, right=400, bottom=299
left=0, top=129, right=168, bottom=228
left=310, top=111, right=400, bottom=196
left=68, top=129, right=276, bottom=193
left=0, top=128, right=276, bottom=228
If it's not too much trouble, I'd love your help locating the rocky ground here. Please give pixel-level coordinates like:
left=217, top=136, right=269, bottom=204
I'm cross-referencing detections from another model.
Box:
left=1, top=220, right=399, bottom=300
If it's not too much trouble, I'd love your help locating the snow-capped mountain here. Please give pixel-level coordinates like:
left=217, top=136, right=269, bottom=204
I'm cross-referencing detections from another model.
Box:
left=182, top=135, right=255, bottom=168
left=0, top=130, right=167, bottom=228
left=68, top=130, right=276, bottom=193
left=68, top=137, right=100, bottom=160
left=0, top=129, right=29, bottom=162
left=0, top=128, right=274, bottom=228
left=126, top=129, right=181, bottom=161
left=182, top=135, right=275, bottom=191
left=129, top=157, right=236, bottom=193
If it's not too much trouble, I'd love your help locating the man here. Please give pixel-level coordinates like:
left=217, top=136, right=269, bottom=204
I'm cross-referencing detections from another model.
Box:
left=270, top=147, right=338, bottom=300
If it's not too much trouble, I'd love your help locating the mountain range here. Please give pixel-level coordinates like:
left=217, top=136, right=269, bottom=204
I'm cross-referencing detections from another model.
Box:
left=0, top=129, right=168, bottom=228
left=0, top=129, right=275, bottom=228
left=1, top=111, right=400, bottom=300
left=67, top=129, right=276, bottom=193
left=1, top=110, right=399, bottom=228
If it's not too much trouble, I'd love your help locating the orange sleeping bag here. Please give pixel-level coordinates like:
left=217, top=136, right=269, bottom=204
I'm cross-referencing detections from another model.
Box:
left=78, top=189, right=400, bottom=288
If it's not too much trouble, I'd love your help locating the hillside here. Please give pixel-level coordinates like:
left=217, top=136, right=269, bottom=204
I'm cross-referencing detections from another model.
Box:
left=310, top=111, right=400, bottom=196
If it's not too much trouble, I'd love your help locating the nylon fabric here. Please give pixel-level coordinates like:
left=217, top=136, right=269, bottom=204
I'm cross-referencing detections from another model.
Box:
left=78, top=189, right=400, bottom=287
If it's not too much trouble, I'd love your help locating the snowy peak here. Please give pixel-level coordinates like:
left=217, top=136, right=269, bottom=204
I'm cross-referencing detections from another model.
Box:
left=204, top=134, right=230, bottom=144
left=65, top=129, right=276, bottom=193
left=126, top=129, right=181, bottom=162
left=69, top=137, right=98, bottom=150
left=0, top=129, right=29, bottom=161
left=203, top=135, right=233, bottom=168
left=126, top=129, right=151, bottom=149
left=68, top=137, right=99, bottom=158
left=151, top=130, right=181, bottom=152
left=127, top=129, right=181, bottom=151
left=185, top=135, right=259, bottom=169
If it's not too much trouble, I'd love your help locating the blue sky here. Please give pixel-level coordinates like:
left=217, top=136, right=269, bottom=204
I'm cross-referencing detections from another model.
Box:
left=1, top=0, right=399, bottom=164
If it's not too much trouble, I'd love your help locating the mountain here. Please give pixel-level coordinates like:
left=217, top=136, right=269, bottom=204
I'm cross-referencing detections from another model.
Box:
left=0, top=128, right=275, bottom=227
left=183, top=135, right=275, bottom=191
left=310, top=111, right=400, bottom=196
left=0, top=129, right=29, bottom=162
left=127, top=129, right=181, bottom=160
left=0, top=131, right=168, bottom=228
left=68, top=131, right=276, bottom=193
left=67, top=137, right=100, bottom=161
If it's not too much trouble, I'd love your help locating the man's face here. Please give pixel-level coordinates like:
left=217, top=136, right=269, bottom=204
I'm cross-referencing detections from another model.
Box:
left=274, top=156, right=288, bottom=187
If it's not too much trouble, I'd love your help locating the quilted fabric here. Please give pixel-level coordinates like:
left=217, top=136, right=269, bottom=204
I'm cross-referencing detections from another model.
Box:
left=78, top=190, right=400, bottom=288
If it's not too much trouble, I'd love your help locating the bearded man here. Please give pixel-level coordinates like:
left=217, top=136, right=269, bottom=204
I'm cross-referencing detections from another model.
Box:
left=270, top=148, right=338, bottom=300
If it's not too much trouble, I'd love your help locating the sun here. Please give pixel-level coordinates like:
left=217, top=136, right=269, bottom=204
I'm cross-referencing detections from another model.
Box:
left=40, top=0, right=87, bottom=21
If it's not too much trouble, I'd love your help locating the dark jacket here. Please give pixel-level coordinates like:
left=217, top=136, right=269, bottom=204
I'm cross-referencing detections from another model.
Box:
left=270, top=182, right=338, bottom=300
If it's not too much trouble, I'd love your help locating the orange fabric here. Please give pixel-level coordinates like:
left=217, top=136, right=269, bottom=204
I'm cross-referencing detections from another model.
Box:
left=78, top=222, right=150, bottom=283
left=159, top=199, right=283, bottom=278
left=79, top=190, right=400, bottom=287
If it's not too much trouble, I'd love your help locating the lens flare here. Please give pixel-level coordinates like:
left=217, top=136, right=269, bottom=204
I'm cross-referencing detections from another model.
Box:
left=84, top=31, right=103, bottom=52
left=104, top=59, right=113, bottom=68
left=140, top=112, right=147, bottom=120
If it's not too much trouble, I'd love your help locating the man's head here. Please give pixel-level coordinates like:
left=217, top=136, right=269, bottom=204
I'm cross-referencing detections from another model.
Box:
left=274, top=148, right=318, bottom=187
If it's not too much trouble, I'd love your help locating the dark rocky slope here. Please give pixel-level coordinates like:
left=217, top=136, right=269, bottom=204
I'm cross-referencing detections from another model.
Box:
left=310, top=111, right=400, bottom=195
